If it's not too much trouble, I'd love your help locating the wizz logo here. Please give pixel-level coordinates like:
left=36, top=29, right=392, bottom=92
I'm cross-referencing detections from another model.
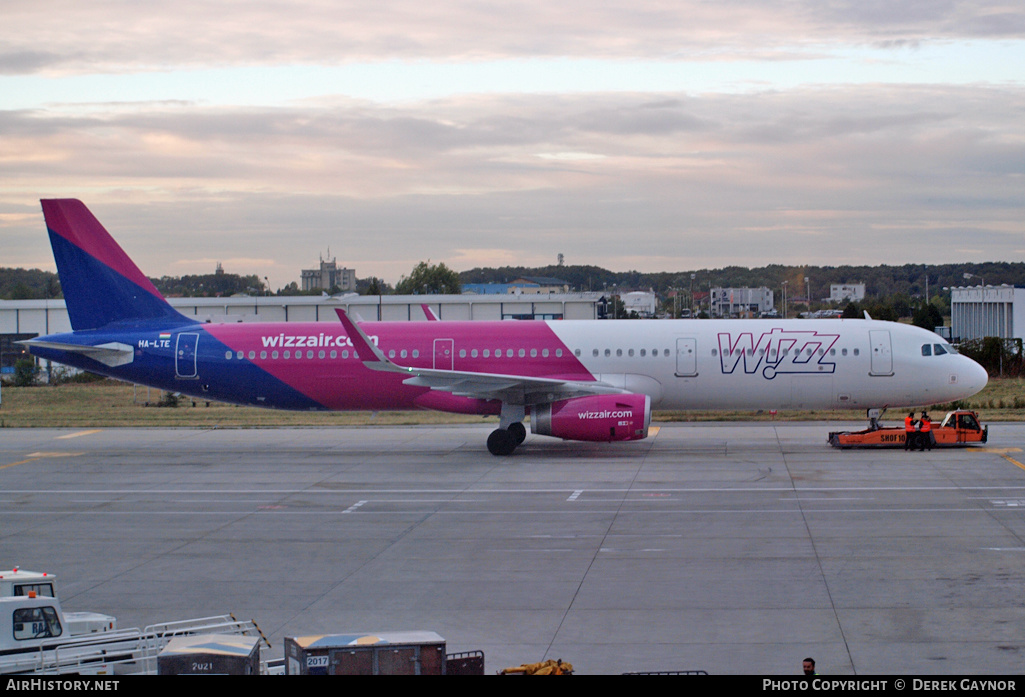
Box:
left=718, top=328, right=839, bottom=379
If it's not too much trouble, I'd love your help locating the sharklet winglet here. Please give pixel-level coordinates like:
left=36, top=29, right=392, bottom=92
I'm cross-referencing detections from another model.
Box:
left=335, top=309, right=407, bottom=373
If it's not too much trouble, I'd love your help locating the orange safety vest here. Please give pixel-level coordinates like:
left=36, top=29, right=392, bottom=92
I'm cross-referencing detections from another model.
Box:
left=905, top=416, right=914, bottom=431
left=920, top=417, right=931, bottom=432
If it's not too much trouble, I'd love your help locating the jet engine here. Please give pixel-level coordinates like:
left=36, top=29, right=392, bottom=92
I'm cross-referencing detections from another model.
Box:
left=532, top=394, right=651, bottom=442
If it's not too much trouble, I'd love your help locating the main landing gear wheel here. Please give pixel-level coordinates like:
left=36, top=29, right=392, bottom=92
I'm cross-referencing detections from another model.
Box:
left=508, top=422, right=526, bottom=445
left=487, top=428, right=518, bottom=456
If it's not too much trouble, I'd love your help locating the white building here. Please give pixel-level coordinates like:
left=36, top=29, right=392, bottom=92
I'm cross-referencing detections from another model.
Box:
left=709, top=287, right=774, bottom=318
left=950, top=285, right=1024, bottom=341
left=621, top=291, right=657, bottom=318
left=828, top=283, right=866, bottom=303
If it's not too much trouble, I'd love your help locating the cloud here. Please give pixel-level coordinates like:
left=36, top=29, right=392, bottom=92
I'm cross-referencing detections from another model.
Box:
left=2, top=4, right=1022, bottom=289
left=4, top=83, right=1020, bottom=289
left=6, top=1, right=1024, bottom=75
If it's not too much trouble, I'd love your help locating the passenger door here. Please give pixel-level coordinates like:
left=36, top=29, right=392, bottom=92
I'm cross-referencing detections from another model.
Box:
left=868, top=330, right=893, bottom=376
left=175, top=333, right=199, bottom=378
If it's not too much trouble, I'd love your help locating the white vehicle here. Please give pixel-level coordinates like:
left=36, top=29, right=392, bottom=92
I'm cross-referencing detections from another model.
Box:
left=0, top=568, right=265, bottom=675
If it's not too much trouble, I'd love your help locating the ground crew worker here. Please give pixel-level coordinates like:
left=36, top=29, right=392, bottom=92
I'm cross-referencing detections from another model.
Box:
left=905, top=411, right=917, bottom=451
left=919, top=411, right=932, bottom=451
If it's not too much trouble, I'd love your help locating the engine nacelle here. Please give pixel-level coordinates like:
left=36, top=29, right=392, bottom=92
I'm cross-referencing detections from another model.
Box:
left=531, top=394, right=651, bottom=442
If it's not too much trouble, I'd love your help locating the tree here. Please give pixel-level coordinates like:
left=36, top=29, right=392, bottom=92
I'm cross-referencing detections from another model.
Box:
left=912, top=303, right=944, bottom=332
left=14, top=359, right=38, bottom=387
left=395, top=261, right=461, bottom=295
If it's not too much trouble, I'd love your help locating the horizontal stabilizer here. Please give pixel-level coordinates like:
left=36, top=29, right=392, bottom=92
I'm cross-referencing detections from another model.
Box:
left=19, top=339, right=135, bottom=368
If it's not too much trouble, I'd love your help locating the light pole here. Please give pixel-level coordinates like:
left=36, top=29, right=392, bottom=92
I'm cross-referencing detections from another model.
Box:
left=782, top=280, right=788, bottom=319
left=963, top=272, right=985, bottom=338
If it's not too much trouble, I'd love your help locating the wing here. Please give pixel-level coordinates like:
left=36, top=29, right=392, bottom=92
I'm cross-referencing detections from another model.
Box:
left=334, top=309, right=624, bottom=405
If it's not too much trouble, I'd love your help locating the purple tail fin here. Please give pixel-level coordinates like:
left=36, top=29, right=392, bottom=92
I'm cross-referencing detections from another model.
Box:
left=42, top=199, right=190, bottom=331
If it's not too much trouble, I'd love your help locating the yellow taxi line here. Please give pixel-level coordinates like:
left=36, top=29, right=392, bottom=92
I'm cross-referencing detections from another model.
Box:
left=56, top=429, right=102, bottom=440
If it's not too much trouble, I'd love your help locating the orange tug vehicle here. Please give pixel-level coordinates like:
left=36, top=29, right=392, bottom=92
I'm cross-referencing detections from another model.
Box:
left=828, top=409, right=988, bottom=449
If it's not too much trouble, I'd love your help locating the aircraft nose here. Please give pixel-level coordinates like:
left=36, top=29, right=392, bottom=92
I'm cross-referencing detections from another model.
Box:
left=962, top=357, right=989, bottom=396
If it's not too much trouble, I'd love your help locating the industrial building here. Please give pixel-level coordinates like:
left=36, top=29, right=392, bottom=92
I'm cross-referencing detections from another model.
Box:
left=0, top=293, right=605, bottom=374
left=300, top=256, right=357, bottom=293
left=950, top=285, right=1024, bottom=342
left=828, top=283, right=866, bottom=303
left=709, top=287, right=774, bottom=318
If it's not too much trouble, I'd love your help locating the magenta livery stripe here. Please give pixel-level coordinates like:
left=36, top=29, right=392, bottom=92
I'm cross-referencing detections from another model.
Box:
left=41, top=200, right=163, bottom=300
left=204, top=320, right=594, bottom=410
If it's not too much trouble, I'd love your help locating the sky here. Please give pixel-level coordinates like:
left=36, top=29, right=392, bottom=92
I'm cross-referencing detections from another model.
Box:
left=2, top=1, right=1023, bottom=291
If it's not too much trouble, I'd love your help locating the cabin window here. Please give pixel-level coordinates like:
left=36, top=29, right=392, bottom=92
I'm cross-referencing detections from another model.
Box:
left=709, top=349, right=715, bottom=356
left=555, top=349, right=563, bottom=357
left=604, top=349, right=611, bottom=357
left=330, top=350, right=337, bottom=359
left=518, top=349, right=525, bottom=358
left=664, top=349, right=670, bottom=357
left=236, top=351, right=243, bottom=360
left=284, top=350, right=291, bottom=359
left=318, top=350, right=326, bottom=359
left=13, top=606, right=62, bottom=641
left=616, top=349, right=623, bottom=357
left=628, top=348, right=635, bottom=357
left=593, top=349, right=599, bottom=357
left=841, top=348, right=847, bottom=356
left=260, top=351, right=267, bottom=359
left=402, top=349, right=409, bottom=358
left=922, top=345, right=932, bottom=356
left=530, top=349, right=537, bottom=357
left=225, top=351, right=232, bottom=360
left=247, top=351, right=255, bottom=359
left=471, top=349, right=478, bottom=358
left=342, top=350, right=349, bottom=359
left=307, top=350, right=314, bottom=359
left=272, top=351, right=279, bottom=359
left=13, top=583, right=54, bottom=598
left=853, top=348, right=860, bottom=356
left=483, top=349, right=490, bottom=358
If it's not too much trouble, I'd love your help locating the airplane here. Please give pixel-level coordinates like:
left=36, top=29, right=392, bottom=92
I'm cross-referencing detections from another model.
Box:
left=24, top=199, right=989, bottom=455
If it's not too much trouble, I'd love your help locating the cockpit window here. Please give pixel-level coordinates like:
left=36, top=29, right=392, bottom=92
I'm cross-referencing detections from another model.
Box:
left=933, top=344, right=947, bottom=355
left=921, top=344, right=932, bottom=356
